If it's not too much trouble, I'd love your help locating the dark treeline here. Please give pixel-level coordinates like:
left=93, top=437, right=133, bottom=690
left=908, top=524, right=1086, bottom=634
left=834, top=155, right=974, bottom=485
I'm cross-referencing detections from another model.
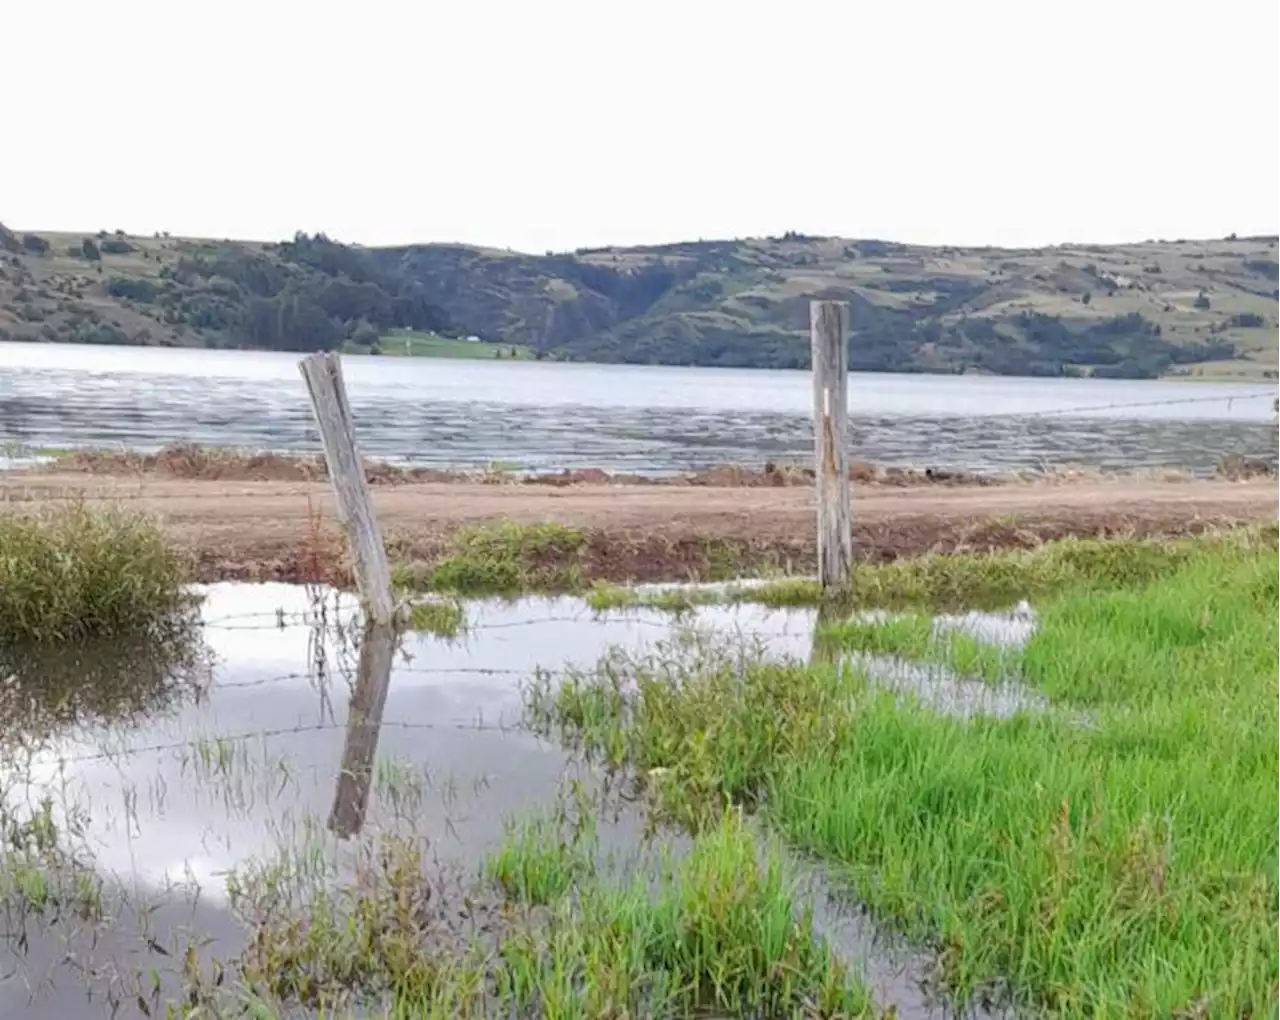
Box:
left=114, top=233, right=452, bottom=351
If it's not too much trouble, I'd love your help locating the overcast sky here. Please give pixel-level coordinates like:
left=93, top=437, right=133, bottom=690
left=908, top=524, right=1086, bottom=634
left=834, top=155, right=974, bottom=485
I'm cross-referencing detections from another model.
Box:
left=5, top=0, right=1277, bottom=252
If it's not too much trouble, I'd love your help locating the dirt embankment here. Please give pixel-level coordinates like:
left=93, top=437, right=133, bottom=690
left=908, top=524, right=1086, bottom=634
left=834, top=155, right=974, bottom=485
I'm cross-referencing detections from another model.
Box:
left=45, top=444, right=1017, bottom=488
left=2, top=462, right=1275, bottom=585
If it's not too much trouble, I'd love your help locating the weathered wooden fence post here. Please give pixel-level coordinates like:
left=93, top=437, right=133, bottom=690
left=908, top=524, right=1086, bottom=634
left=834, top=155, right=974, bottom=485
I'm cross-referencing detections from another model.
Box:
left=299, top=352, right=395, bottom=626
left=810, top=301, right=853, bottom=592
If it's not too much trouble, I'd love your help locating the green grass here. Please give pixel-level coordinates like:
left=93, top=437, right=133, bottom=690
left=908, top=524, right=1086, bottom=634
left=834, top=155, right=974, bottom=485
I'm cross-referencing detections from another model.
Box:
left=390, top=522, right=797, bottom=597
left=822, top=613, right=1014, bottom=682
left=476, top=808, right=874, bottom=1019
left=484, top=811, right=597, bottom=906
left=824, top=525, right=1278, bottom=695
left=0, top=796, right=104, bottom=927
left=218, top=801, right=874, bottom=1018
left=418, top=522, right=588, bottom=594
left=360, top=330, right=532, bottom=360
left=562, top=527, right=1279, bottom=612
left=527, top=540, right=1280, bottom=1017
left=822, top=529, right=1263, bottom=610
left=0, top=503, right=193, bottom=643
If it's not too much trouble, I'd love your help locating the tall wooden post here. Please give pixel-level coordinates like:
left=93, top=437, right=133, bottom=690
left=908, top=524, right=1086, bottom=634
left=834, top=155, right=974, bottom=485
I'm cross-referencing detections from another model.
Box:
left=810, top=301, right=853, bottom=592
left=299, top=352, right=395, bottom=626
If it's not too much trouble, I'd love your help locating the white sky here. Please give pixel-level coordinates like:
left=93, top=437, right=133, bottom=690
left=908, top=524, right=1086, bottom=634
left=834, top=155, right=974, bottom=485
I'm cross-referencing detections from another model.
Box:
left=4, top=0, right=1277, bottom=253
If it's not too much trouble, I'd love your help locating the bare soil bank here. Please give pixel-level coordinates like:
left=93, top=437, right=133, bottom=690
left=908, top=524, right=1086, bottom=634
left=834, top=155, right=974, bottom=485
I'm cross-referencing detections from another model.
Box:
left=2, top=470, right=1274, bottom=585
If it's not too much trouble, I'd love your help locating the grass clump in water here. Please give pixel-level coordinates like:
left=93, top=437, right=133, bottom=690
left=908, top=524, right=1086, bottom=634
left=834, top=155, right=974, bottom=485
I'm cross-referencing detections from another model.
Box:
left=485, top=810, right=597, bottom=905
left=219, top=800, right=873, bottom=1017
left=823, top=613, right=1014, bottom=682
left=0, top=503, right=192, bottom=643
left=527, top=634, right=856, bottom=831
left=477, top=807, right=873, bottom=1019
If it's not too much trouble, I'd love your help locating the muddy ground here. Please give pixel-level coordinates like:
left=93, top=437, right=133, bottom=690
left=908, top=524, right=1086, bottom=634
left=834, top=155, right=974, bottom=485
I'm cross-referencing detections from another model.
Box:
left=2, top=466, right=1275, bottom=584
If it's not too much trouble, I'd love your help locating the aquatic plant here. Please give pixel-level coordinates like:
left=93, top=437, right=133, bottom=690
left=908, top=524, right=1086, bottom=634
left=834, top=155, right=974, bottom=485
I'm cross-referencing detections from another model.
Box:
left=0, top=502, right=193, bottom=643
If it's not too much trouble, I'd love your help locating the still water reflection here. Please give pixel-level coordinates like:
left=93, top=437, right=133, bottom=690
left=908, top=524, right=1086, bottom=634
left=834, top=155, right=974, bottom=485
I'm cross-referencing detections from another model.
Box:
left=0, top=582, right=1040, bottom=1019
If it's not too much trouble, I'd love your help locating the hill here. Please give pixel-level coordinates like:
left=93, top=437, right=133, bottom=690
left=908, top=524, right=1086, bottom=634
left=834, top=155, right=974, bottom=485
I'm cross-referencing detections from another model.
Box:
left=2, top=223, right=1276, bottom=379
left=0, top=227, right=451, bottom=356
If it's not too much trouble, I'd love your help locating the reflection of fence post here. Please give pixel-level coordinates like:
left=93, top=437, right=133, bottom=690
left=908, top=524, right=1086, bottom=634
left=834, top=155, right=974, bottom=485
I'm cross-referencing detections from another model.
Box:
left=810, top=301, right=853, bottom=593
left=809, top=603, right=845, bottom=668
left=299, top=353, right=395, bottom=626
left=329, top=622, right=395, bottom=839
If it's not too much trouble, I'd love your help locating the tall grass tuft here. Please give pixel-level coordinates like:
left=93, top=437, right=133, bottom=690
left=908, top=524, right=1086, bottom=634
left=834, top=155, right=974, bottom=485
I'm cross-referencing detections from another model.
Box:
left=0, top=503, right=192, bottom=643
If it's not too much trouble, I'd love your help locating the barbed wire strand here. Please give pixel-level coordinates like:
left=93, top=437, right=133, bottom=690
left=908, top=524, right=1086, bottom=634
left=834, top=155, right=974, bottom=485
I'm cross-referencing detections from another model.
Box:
left=13, top=717, right=533, bottom=769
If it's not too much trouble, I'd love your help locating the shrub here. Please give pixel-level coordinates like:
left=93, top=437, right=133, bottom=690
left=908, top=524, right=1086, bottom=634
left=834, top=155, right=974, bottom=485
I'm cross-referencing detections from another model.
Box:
left=81, top=238, right=101, bottom=261
left=0, top=503, right=193, bottom=643
left=99, top=238, right=135, bottom=255
left=21, top=233, right=50, bottom=255
left=107, top=276, right=161, bottom=302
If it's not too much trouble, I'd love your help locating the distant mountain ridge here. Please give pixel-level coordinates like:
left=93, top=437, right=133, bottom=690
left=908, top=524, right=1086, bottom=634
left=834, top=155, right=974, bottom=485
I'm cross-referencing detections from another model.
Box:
left=2, top=223, right=1276, bottom=380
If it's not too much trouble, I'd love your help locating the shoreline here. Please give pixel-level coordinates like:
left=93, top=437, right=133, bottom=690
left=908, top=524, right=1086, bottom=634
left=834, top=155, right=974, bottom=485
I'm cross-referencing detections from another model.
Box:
left=4, top=443, right=1276, bottom=488
left=2, top=465, right=1273, bottom=586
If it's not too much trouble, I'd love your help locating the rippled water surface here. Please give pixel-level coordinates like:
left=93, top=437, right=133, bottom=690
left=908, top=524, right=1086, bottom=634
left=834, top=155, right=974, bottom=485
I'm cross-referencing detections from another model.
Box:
left=2, top=342, right=1275, bottom=475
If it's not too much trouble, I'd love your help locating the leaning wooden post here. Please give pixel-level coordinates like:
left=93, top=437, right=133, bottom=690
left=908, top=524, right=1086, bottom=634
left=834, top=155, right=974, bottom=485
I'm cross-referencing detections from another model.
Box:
left=299, top=352, right=395, bottom=626
left=810, top=301, right=853, bottom=592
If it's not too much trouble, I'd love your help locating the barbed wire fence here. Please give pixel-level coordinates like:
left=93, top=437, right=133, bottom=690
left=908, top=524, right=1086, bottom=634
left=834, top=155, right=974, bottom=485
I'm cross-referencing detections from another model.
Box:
left=1, top=381, right=1276, bottom=837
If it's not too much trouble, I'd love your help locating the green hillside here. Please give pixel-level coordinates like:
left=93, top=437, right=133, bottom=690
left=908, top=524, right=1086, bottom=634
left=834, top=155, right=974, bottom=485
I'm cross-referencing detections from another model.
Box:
left=2, top=222, right=1275, bottom=379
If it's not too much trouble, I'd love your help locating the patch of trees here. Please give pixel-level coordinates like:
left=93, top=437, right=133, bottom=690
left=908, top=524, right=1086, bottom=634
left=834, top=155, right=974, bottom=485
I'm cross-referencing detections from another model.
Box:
left=108, top=232, right=453, bottom=352
left=545, top=257, right=694, bottom=322
left=107, top=277, right=162, bottom=302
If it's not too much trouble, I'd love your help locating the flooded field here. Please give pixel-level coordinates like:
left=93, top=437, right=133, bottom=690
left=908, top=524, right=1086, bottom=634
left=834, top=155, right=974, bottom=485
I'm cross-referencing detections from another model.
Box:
left=2, top=528, right=1275, bottom=1019
left=0, top=583, right=1028, bottom=1019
